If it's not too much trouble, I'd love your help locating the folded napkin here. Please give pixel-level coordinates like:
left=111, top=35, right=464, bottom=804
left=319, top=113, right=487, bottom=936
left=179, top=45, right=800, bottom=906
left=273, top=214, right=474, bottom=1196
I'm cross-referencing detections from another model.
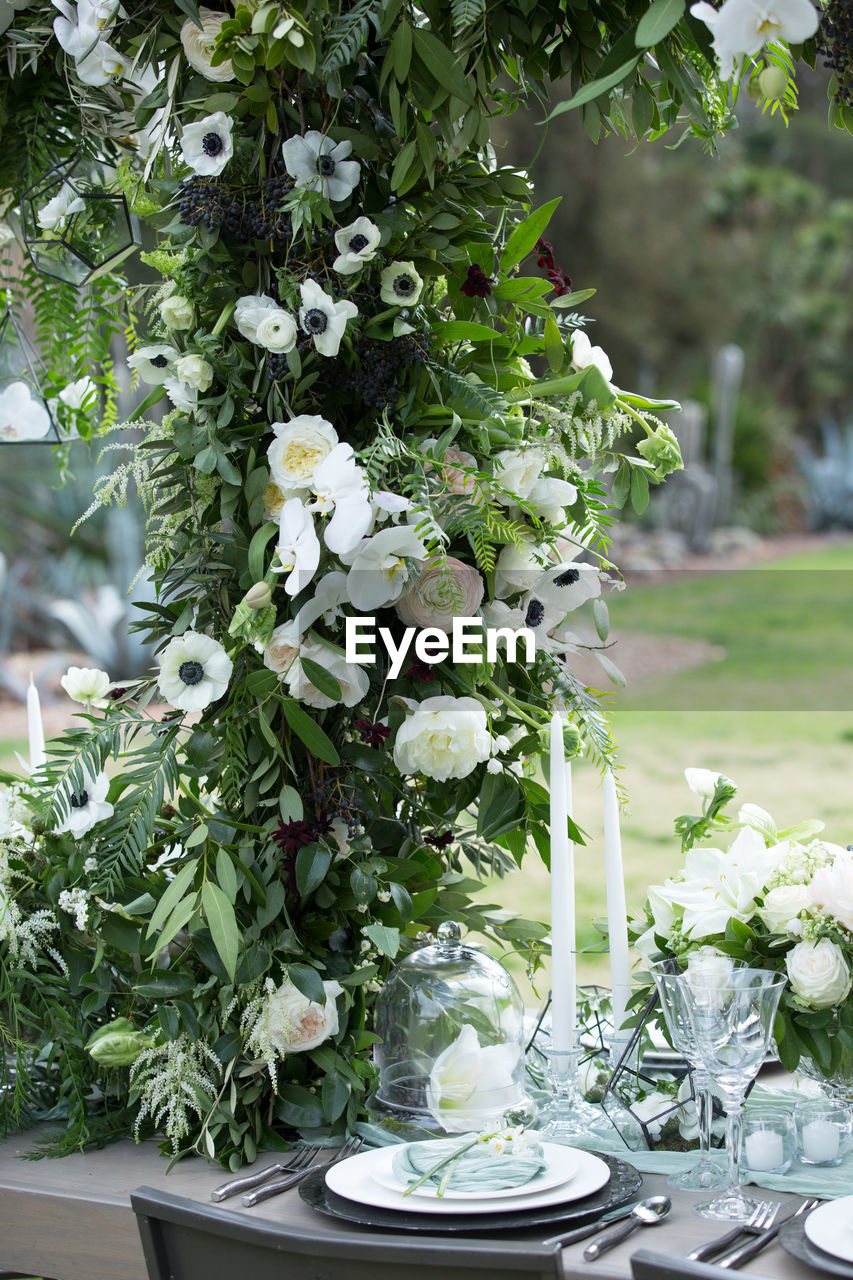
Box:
left=391, top=1135, right=546, bottom=1194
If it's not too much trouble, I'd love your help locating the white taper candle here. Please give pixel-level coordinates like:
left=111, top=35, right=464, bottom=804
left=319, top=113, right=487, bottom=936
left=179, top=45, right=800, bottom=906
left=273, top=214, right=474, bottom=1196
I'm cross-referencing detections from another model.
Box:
left=549, top=711, right=576, bottom=1052
left=603, top=770, right=631, bottom=1036
left=27, top=674, right=46, bottom=773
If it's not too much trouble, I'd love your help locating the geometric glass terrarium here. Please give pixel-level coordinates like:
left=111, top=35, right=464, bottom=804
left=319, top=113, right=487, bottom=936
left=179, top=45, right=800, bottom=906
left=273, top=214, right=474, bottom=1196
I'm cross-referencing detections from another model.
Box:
left=0, top=306, right=59, bottom=444
left=20, top=156, right=140, bottom=286
left=370, top=921, right=535, bottom=1136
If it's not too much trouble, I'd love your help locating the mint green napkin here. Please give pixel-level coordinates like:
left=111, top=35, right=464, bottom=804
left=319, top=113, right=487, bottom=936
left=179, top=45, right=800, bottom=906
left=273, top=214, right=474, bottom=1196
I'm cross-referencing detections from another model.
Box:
left=391, top=1136, right=546, bottom=1194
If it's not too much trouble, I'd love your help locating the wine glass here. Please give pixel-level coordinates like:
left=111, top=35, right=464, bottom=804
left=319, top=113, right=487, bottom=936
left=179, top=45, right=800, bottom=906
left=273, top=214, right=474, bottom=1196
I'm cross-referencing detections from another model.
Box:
left=678, top=966, right=787, bottom=1221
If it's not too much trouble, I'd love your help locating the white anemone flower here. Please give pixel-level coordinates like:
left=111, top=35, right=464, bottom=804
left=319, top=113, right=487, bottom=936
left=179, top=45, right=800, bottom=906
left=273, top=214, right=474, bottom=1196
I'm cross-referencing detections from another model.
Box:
left=298, top=279, right=358, bottom=358
left=234, top=294, right=297, bottom=353
left=75, top=39, right=129, bottom=85
left=60, top=665, right=111, bottom=707
left=37, top=182, right=85, bottom=232
left=56, top=769, right=114, bottom=839
left=127, top=344, right=179, bottom=384
left=273, top=497, right=321, bottom=596
left=0, top=381, right=52, bottom=442
left=379, top=260, right=424, bottom=307
left=157, top=631, right=233, bottom=712
left=690, top=0, right=818, bottom=80
left=309, top=443, right=373, bottom=555
left=344, top=525, right=428, bottom=611
left=281, top=130, right=360, bottom=203
left=332, top=216, right=381, bottom=275
left=571, top=329, right=613, bottom=384
left=520, top=561, right=601, bottom=634
left=180, top=111, right=234, bottom=177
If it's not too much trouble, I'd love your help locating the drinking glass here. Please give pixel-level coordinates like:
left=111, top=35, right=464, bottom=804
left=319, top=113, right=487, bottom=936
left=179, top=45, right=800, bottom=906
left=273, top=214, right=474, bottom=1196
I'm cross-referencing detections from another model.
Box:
left=678, top=966, right=787, bottom=1221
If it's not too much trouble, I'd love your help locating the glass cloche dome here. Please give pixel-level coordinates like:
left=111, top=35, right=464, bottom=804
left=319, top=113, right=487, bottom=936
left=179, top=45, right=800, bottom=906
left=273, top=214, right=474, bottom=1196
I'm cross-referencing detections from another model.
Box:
left=370, top=922, right=534, bottom=1134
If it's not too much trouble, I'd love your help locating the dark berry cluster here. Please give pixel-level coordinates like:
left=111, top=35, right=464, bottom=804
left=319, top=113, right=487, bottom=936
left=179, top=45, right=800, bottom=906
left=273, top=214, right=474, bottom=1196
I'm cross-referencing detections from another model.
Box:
left=306, top=769, right=365, bottom=835
left=178, top=172, right=294, bottom=240
left=337, top=334, right=429, bottom=410
left=534, top=237, right=573, bottom=296
left=817, top=1, right=853, bottom=104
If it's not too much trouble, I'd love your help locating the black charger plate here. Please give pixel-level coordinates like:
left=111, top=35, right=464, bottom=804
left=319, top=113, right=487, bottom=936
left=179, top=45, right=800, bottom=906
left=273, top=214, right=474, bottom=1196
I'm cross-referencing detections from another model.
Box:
left=299, top=1150, right=642, bottom=1235
left=779, top=1216, right=853, bottom=1278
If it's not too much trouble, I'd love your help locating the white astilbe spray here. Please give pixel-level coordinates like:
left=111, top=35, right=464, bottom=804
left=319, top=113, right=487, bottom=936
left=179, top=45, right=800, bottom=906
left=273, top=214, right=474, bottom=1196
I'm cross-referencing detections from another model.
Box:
left=239, top=978, right=284, bottom=1089
left=0, top=897, right=67, bottom=974
left=131, top=1035, right=221, bottom=1153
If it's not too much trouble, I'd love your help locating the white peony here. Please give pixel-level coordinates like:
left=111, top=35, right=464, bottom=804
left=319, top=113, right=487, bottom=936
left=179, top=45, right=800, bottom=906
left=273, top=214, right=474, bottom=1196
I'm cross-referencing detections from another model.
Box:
left=55, top=769, right=114, bottom=839
left=157, top=631, right=233, bottom=713
left=281, top=130, right=360, bottom=203
left=394, top=695, right=492, bottom=782
left=285, top=638, right=369, bottom=710
left=690, top=0, right=818, bottom=81
left=786, top=938, right=851, bottom=1009
left=259, top=977, right=343, bottom=1054
left=127, top=344, right=178, bottom=384
left=0, top=381, right=52, bottom=442
left=425, top=1024, right=521, bottom=1133
left=571, top=328, right=613, bottom=383
left=298, top=278, right=358, bottom=358
left=379, top=260, right=424, bottom=306
left=174, top=353, right=213, bottom=392
left=333, top=216, right=381, bottom=275
left=760, top=884, right=813, bottom=933
left=60, top=665, right=111, bottom=707
left=180, top=8, right=234, bottom=81
left=235, top=294, right=297, bottom=353
left=809, top=856, right=853, bottom=932
left=159, top=294, right=195, bottom=330
left=267, top=414, right=338, bottom=490
left=179, top=111, right=234, bottom=177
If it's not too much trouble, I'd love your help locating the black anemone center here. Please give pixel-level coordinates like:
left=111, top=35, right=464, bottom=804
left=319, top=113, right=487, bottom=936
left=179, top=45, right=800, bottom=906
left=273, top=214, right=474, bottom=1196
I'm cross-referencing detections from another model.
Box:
left=394, top=273, right=416, bottom=296
left=317, top=154, right=336, bottom=176
left=302, top=307, right=328, bottom=335
left=349, top=233, right=369, bottom=252
left=202, top=132, right=224, bottom=157
left=178, top=660, right=205, bottom=686
left=70, top=790, right=89, bottom=808
left=525, top=600, right=546, bottom=628
left=553, top=568, right=581, bottom=588
left=150, top=354, right=168, bottom=369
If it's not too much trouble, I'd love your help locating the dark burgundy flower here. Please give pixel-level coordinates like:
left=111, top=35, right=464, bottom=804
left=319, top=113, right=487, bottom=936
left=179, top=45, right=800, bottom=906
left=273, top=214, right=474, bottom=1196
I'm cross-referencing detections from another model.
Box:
left=274, top=819, right=315, bottom=853
left=354, top=718, right=391, bottom=746
left=424, top=830, right=454, bottom=849
left=404, top=657, right=436, bottom=683
left=534, top=237, right=572, bottom=296
left=461, top=264, right=492, bottom=298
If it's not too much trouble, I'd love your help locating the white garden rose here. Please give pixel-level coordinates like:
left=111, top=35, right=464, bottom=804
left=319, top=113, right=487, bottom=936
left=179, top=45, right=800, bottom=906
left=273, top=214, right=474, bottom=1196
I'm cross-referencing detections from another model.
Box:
left=395, top=556, right=484, bottom=633
left=159, top=294, right=195, bottom=330
left=285, top=638, right=369, bottom=710
left=262, top=620, right=302, bottom=677
left=760, top=884, right=813, bottom=934
left=180, top=8, right=234, bottom=81
left=394, top=695, right=492, bottom=782
left=174, top=353, right=213, bottom=392
left=492, top=448, right=544, bottom=504
left=809, top=856, right=853, bottom=932
left=786, top=938, right=852, bottom=1009
left=260, top=977, right=343, bottom=1054
left=268, top=415, right=338, bottom=490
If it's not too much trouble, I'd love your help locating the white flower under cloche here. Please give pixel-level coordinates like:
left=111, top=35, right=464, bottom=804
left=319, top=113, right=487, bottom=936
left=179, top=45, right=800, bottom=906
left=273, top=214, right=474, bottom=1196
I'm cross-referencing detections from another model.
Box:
left=298, top=279, right=358, bottom=358
left=380, top=260, right=423, bottom=306
left=333, top=216, right=381, bottom=275
left=127, top=344, right=179, bottom=384
left=180, top=111, right=234, bottom=177
left=281, top=130, right=360, bottom=203
left=157, top=631, right=233, bottom=712
left=58, top=376, right=98, bottom=412
left=56, top=769, right=114, bottom=839
left=235, top=294, right=297, bottom=353
left=37, top=182, right=84, bottom=232
left=0, top=382, right=52, bottom=442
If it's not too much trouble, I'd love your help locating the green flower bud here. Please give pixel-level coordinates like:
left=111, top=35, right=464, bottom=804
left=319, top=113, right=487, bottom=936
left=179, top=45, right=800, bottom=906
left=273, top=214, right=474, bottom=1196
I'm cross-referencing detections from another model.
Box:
left=85, top=1018, right=156, bottom=1067
left=245, top=581, right=272, bottom=610
left=759, top=65, right=788, bottom=102
left=636, top=424, right=683, bottom=480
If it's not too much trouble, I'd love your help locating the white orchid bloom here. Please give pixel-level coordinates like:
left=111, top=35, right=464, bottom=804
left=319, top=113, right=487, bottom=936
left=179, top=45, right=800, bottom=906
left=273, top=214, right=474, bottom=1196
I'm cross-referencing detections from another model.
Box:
left=37, top=182, right=85, bottom=232
left=571, top=328, right=613, bottom=383
left=332, top=216, right=381, bottom=275
left=309, top=443, right=373, bottom=555
left=667, top=827, right=788, bottom=939
left=52, top=0, right=116, bottom=58
left=425, top=1024, right=521, bottom=1133
left=0, top=381, right=52, bottom=441
left=281, top=130, right=361, bottom=203
left=273, top=498, right=321, bottom=596
left=493, top=540, right=549, bottom=598
left=75, top=39, right=129, bottom=85
left=298, top=279, right=358, bottom=357
left=690, top=0, right=818, bottom=80
left=344, top=525, right=428, bottom=611
left=294, top=571, right=350, bottom=632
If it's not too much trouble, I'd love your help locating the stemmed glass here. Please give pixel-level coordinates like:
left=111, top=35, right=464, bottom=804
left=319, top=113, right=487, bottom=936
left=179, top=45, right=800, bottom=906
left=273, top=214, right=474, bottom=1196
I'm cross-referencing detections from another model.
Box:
left=677, top=966, right=787, bottom=1221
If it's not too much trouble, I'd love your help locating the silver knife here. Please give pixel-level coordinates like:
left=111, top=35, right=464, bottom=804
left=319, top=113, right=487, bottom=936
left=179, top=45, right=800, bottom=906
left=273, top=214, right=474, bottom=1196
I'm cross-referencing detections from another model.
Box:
left=541, top=1201, right=644, bottom=1248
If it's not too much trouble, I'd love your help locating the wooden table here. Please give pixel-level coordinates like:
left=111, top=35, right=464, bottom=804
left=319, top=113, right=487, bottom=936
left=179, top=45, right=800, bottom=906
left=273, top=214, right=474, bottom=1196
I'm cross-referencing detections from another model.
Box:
left=0, top=1130, right=823, bottom=1280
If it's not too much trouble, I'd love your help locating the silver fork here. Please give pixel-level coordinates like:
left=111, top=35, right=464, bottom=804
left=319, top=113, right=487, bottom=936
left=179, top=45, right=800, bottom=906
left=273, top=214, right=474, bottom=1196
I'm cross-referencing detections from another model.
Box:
left=717, top=1198, right=820, bottom=1269
left=687, top=1200, right=779, bottom=1262
left=211, top=1144, right=322, bottom=1202
left=242, top=1136, right=363, bottom=1207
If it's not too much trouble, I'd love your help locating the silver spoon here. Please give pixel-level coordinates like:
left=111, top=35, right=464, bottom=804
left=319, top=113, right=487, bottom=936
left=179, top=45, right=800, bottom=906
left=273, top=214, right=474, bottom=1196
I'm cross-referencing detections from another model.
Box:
left=583, top=1195, right=671, bottom=1260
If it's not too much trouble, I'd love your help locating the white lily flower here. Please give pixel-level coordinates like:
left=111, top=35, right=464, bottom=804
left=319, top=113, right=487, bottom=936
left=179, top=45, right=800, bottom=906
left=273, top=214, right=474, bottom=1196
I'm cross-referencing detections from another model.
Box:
left=180, top=111, right=234, bottom=177
left=56, top=769, right=114, bottom=839
left=281, top=130, right=361, bottom=203
left=309, top=443, right=373, bottom=555
left=571, top=328, right=613, bottom=383
left=273, top=497, right=321, bottom=596
left=294, top=571, right=350, bottom=632
left=127, top=344, right=178, bottom=384
left=379, top=260, right=424, bottom=306
left=75, top=39, right=129, bottom=85
left=298, top=279, right=358, bottom=357
left=425, top=1024, right=521, bottom=1133
left=0, top=381, right=52, bottom=441
left=332, top=216, right=381, bottom=275
left=37, top=182, right=85, bottom=232
left=344, top=525, right=428, bottom=611
left=157, top=631, right=233, bottom=712
left=690, top=0, right=818, bottom=81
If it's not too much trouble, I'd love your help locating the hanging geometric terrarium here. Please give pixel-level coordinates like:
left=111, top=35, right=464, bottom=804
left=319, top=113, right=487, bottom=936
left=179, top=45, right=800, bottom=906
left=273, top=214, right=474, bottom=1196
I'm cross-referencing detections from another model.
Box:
left=0, top=307, right=60, bottom=444
left=19, top=156, right=140, bottom=286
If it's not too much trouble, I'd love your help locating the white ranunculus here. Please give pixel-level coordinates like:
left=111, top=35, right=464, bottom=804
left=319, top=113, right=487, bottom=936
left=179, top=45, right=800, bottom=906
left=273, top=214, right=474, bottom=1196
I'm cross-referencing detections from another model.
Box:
left=394, top=695, right=492, bottom=782
left=180, top=111, right=234, bottom=177
left=760, top=884, right=813, bottom=933
left=162, top=375, right=198, bottom=414
left=267, top=414, right=338, bottom=490
left=344, top=525, right=427, bottom=611
left=60, top=665, right=111, bottom=707
left=492, top=448, right=544, bottom=504
left=298, top=278, right=358, bottom=358
left=174, top=353, right=213, bottom=393
left=285, top=638, right=369, bottom=710
left=571, top=328, right=613, bottom=383
left=159, top=294, right=195, bottom=330
left=273, top=497, right=321, bottom=596
left=309, top=443, right=373, bottom=555
left=127, top=344, right=178, bottom=383
left=157, top=631, right=233, bottom=713
left=59, top=376, right=98, bottom=412
left=37, top=182, right=84, bottom=232
left=75, top=39, right=129, bottom=85
left=521, top=561, right=601, bottom=634
left=281, top=130, right=360, bottom=203
left=379, top=260, right=423, bottom=307
left=235, top=294, right=297, bottom=352
left=260, top=977, right=343, bottom=1054
left=684, top=767, right=728, bottom=800
left=180, top=8, right=234, bottom=81
left=0, top=381, right=52, bottom=442
left=332, top=216, right=381, bottom=275
left=786, top=938, right=851, bottom=1009
left=56, top=769, right=114, bottom=839
left=690, top=0, right=818, bottom=81
left=425, top=1024, right=521, bottom=1133
left=494, top=540, right=549, bottom=598
left=809, top=856, right=853, bottom=932
left=395, top=557, right=484, bottom=633
left=262, top=620, right=302, bottom=677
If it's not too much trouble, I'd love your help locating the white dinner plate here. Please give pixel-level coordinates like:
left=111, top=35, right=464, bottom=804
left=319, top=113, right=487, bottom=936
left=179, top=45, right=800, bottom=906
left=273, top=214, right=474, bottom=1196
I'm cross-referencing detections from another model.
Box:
left=805, top=1197, right=853, bottom=1263
left=370, top=1142, right=578, bottom=1200
left=325, top=1143, right=611, bottom=1216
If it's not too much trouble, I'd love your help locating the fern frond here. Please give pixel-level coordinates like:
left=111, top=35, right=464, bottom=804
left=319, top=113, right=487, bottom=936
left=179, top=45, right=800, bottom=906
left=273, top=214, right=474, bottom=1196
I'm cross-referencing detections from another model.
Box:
left=321, top=0, right=379, bottom=73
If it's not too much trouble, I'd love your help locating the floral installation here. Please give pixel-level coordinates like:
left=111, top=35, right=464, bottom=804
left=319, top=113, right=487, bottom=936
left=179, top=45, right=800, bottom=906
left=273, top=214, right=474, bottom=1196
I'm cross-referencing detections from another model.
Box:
left=0, top=0, right=835, bottom=1170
